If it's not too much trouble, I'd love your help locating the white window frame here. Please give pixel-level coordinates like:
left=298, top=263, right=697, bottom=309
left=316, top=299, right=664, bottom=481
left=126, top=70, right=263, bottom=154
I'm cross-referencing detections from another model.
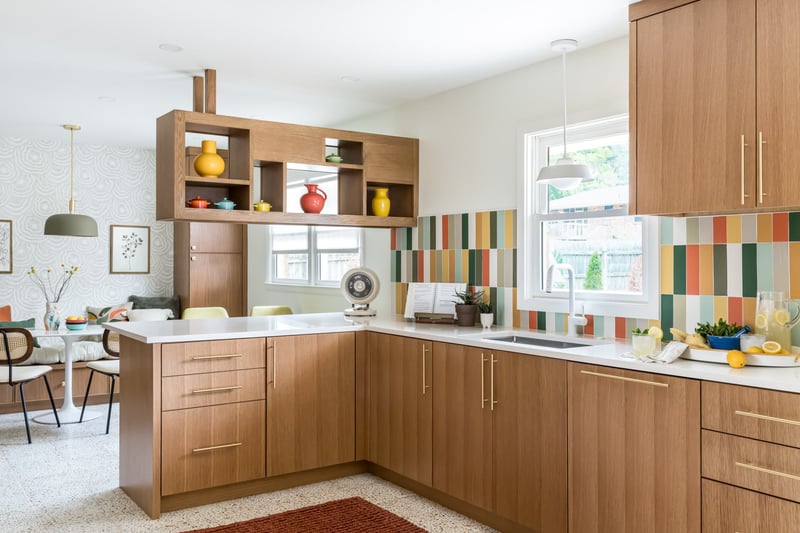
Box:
left=517, top=114, right=659, bottom=320
left=268, top=226, right=364, bottom=287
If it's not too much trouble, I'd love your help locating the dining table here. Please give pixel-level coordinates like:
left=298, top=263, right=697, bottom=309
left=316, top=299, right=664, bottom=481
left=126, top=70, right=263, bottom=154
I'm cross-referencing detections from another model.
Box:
left=29, top=325, right=104, bottom=424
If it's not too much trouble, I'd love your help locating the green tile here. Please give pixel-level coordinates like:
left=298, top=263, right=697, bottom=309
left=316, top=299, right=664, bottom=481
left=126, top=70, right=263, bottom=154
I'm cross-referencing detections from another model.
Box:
left=428, top=216, right=437, bottom=250
left=435, top=250, right=443, bottom=282
left=537, top=310, right=547, bottom=331
left=405, top=227, right=412, bottom=250
left=593, top=315, right=604, bottom=338
left=468, top=249, right=477, bottom=286
left=392, top=251, right=401, bottom=282
left=461, top=213, right=469, bottom=250
left=742, top=243, right=758, bottom=297
left=673, top=245, right=686, bottom=294
left=661, top=217, right=674, bottom=245
left=661, top=294, right=674, bottom=340
left=489, top=211, right=498, bottom=249
left=411, top=251, right=419, bottom=282
left=686, top=218, right=700, bottom=244
left=790, top=212, right=800, bottom=242
left=454, top=249, right=463, bottom=283
left=757, top=242, right=774, bottom=291
left=713, top=244, right=727, bottom=296
left=700, top=295, right=714, bottom=323
left=512, top=248, right=517, bottom=287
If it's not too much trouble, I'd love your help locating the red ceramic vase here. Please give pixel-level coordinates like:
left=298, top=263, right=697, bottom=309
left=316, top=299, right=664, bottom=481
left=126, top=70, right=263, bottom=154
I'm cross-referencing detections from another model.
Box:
left=300, top=184, right=327, bottom=213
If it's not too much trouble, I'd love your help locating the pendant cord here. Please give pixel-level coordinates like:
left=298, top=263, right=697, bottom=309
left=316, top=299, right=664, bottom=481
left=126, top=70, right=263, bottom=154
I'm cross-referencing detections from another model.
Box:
left=69, top=126, right=75, bottom=214
left=561, top=49, right=568, bottom=158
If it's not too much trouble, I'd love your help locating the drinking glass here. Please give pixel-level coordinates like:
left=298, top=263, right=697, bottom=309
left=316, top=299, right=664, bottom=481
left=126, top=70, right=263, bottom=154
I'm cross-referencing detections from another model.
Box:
left=632, top=333, right=656, bottom=357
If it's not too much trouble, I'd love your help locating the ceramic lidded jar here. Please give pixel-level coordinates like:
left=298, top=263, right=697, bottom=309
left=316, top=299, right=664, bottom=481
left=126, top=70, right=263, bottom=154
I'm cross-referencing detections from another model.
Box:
left=194, top=140, right=225, bottom=178
left=371, top=188, right=391, bottom=217
left=300, top=184, right=327, bottom=213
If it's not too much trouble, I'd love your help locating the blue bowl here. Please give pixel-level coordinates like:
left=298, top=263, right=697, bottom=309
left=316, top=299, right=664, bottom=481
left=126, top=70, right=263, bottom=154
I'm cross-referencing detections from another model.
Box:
left=706, top=326, right=751, bottom=350
left=65, top=322, right=88, bottom=331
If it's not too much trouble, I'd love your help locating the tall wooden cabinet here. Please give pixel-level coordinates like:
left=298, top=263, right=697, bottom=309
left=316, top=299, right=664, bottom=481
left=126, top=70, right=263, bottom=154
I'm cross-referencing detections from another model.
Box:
left=568, top=363, right=700, bottom=533
left=173, top=221, right=246, bottom=317
left=630, top=0, right=800, bottom=215
left=432, top=342, right=568, bottom=532
left=366, top=332, right=433, bottom=486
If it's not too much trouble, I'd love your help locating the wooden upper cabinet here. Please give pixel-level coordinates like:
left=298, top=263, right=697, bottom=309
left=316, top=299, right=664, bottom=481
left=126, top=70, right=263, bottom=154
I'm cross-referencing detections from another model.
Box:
left=631, top=0, right=800, bottom=215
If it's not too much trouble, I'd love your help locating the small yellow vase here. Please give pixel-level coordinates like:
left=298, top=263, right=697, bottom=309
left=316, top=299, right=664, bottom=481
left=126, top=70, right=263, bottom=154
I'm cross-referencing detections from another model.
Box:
left=194, top=140, right=225, bottom=178
left=372, top=188, right=391, bottom=217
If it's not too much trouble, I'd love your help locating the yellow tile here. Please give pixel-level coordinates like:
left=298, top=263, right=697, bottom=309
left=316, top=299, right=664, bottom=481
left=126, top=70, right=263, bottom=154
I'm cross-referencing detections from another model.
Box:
left=714, top=296, right=728, bottom=322
left=791, top=243, right=800, bottom=299
left=512, top=288, right=520, bottom=328
left=726, top=215, right=742, bottom=243
left=743, top=297, right=757, bottom=329
left=505, top=210, right=515, bottom=248
left=757, top=213, right=773, bottom=242
left=660, top=245, right=674, bottom=294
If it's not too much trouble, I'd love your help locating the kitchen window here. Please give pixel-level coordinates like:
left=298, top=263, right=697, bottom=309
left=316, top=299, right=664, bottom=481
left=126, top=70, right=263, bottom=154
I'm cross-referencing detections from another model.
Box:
left=517, top=115, right=659, bottom=319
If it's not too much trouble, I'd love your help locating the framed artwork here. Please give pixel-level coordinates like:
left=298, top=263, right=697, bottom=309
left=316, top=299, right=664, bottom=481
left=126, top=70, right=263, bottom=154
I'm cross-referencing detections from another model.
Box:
left=0, top=220, right=11, bottom=273
left=110, top=225, right=150, bottom=274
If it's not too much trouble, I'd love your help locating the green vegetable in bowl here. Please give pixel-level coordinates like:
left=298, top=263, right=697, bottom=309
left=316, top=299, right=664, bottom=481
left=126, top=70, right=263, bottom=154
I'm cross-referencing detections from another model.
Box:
left=695, top=318, right=743, bottom=339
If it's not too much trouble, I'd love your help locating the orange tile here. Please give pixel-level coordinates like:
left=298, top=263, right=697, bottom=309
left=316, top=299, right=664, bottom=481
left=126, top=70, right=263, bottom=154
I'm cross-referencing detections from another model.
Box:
left=584, top=314, right=594, bottom=336
left=481, top=249, right=490, bottom=286
left=727, top=216, right=742, bottom=243
left=429, top=251, right=437, bottom=282
left=727, top=297, right=743, bottom=326
left=791, top=243, right=800, bottom=299
left=773, top=212, right=789, bottom=242
left=686, top=245, right=699, bottom=295
left=713, top=216, right=727, bottom=243
left=615, top=316, right=627, bottom=340
left=660, top=246, right=674, bottom=294
left=757, top=213, right=773, bottom=242
left=441, top=216, right=449, bottom=250
left=699, top=245, right=714, bottom=295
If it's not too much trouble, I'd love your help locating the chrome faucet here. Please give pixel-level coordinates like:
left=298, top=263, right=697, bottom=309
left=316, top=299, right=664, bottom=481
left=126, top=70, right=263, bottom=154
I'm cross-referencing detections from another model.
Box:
left=545, top=263, right=588, bottom=337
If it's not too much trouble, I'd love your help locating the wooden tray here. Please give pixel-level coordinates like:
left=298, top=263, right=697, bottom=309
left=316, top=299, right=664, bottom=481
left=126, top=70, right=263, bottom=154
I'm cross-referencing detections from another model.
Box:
left=680, top=347, right=800, bottom=367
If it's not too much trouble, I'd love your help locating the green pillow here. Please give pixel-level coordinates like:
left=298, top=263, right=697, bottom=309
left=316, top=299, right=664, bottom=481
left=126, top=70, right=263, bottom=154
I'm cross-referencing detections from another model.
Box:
left=0, top=318, right=39, bottom=347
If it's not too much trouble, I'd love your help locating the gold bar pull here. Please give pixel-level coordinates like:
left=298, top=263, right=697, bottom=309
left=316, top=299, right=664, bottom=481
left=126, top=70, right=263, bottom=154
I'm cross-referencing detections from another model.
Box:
left=270, top=342, right=277, bottom=389
left=192, top=442, right=242, bottom=453
left=758, top=131, right=765, bottom=204
left=192, top=353, right=243, bottom=360
left=735, top=461, right=800, bottom=482
left=580, top=370, right=669, bottom=388
left=490, top=354, right=498, bottom=411
left=735, top=410, right=800, bottom=427
left=740, top=134, right=748, bottom=205
left=192, top=385, right=243, bottom=394
left=422, top=344, right=431, bottom=395
left=481, top=353, right=488, bottom=409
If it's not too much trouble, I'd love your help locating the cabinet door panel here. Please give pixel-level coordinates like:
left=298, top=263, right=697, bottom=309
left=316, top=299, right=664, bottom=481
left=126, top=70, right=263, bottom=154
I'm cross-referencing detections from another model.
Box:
left=267, top=333, right=355, bottom=477
left=185, top=222, right=244, bottom=254
left=366, top=333, right=432, bottom=485
left=568, top=363, right=700, bottom=533
left=634, top=0, right=755, bottom=214
left=702, top=479, right=800, bottom=533
left=432, top=343, right=493, bottom=511
left=188, top=252, right=243, bottom=315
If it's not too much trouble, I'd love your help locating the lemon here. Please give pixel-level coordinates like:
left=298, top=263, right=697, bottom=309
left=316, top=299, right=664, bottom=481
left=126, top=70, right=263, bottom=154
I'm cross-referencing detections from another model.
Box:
left=726, top=350, right=747, bottom=368
left=755, top=312, right=769, bottom=329
left=774, top=309, right=791, bottom=326
left=762, top=341, right=782, bottom=354
left=779, top=349, right=792, bottom=355
left=648, top=326, right=664, bottom=343
left=745, top=346, right=764, bottom=354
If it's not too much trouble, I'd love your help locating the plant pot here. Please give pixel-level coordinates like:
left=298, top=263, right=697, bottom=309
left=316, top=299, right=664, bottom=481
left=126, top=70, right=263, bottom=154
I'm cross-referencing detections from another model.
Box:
left=455, top=304, right=478, bottom=326
left=480, top=313, right=494, bottom=328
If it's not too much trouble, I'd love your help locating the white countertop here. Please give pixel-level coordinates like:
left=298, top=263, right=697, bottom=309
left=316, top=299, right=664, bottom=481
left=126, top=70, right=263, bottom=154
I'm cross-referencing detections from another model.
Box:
left=106, top=312, right=800, bottom=394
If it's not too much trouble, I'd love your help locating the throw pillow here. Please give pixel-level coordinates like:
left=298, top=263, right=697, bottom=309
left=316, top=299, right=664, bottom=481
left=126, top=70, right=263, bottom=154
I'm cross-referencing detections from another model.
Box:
left=0, top=304, right=11, bottom=321
left=86, top=302, right=133, bottom=324
left=128, top=295, right=180, bottom=320
left=127, top=308, right=174, bottom=321
left=0, top=318, right=39, bottom=347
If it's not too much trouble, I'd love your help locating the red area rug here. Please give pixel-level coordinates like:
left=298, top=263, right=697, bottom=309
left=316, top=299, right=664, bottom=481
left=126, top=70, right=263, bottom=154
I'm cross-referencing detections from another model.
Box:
left=184, top=496, right=427, bottom=532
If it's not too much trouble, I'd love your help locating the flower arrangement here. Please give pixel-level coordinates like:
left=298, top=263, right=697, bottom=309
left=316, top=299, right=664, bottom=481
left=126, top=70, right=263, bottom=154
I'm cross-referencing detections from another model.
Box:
left=27, top=264, right=79, bottom=303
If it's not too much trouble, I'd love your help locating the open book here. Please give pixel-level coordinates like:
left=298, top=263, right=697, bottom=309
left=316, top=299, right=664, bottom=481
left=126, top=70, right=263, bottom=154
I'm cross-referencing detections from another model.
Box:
left=403, top=282, right=467, bottom=319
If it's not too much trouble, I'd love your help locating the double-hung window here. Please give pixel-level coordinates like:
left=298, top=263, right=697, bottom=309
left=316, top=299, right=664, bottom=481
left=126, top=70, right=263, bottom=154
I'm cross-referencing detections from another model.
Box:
left=518, top=115, right=658, bottom=319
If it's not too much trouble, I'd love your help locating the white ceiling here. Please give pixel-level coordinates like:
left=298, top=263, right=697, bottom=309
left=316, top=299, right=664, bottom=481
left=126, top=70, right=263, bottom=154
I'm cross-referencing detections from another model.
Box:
left=1, top=0, right=633, bottom=149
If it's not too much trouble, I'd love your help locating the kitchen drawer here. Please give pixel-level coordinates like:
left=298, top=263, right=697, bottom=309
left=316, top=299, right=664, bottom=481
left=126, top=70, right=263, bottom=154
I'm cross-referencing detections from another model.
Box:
left=702, top=381, right=800, bottom=448
left=161, top=400, right=265, bottom=495
left=702, top=429, right=800, bottom=503
left=162, top=368, right=265, bottom=411
left=702, top=478, right=800, bottom=533
left=162, top=338, right=266, bottom=376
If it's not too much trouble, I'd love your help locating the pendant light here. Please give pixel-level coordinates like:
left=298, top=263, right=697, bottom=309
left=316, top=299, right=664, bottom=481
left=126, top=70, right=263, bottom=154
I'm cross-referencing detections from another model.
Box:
left=536, top=39, right=593, bottom=190
left=44, top=125, right=98, bottom=237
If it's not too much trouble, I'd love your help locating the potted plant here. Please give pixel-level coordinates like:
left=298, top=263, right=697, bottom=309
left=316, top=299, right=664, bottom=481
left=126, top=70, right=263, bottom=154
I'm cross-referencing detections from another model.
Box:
left=453, top=287, right=484, bottom=326
left=477, top=300, right=494, bottom=328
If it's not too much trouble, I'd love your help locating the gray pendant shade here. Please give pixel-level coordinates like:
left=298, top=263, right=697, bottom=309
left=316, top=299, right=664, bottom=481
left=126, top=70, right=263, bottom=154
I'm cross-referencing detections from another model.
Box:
left=44, top=124, right=98, bottom=237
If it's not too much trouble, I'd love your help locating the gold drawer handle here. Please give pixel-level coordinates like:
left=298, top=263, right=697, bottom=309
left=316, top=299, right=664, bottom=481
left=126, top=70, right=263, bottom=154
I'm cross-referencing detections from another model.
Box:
left=192, top=442, right=243, bottom=453
left=191, top=353, right=243, bottom=360
left=580, top=370, right=669, bottom=388
left=735, top=461, right=800, bottom=482
left=191, top=385, right=243, bottom=394
left=735, top=410, right=800, bottom=427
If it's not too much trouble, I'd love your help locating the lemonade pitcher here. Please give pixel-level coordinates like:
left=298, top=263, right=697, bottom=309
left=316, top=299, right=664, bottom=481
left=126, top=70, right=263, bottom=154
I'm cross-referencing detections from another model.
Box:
left=754, top=291, right=800, bottom=350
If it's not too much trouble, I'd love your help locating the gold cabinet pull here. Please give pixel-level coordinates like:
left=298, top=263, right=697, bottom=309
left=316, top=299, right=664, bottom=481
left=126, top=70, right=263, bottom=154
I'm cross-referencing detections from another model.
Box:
left=192, top=442, right=243, bottom=453
left=192, top=353, right=243, bottom=360
left=271, top=342, right=276, bottom=389
left=481, top=352, right=488, bottom=409
left=490, top=354, right=498, bottom=411
left=422, top=343, right=431, bottom=395
left=580, top=370, right=669, bottom=388
left=191, top=385, right=243, bottom=394
left=735, top=461, right=800, bottom=482
left=740, top=134, right=748, bottom=205
left=735, top=410, right=800, bottom=427
left=758, top=131, right=765, bottom=204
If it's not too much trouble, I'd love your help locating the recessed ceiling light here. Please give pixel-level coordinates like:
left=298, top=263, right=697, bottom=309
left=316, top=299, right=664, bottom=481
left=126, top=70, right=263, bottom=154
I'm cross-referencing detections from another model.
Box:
left=340, top=75, right=360, bottom=83
left=158, top=43, right=183, bottom=53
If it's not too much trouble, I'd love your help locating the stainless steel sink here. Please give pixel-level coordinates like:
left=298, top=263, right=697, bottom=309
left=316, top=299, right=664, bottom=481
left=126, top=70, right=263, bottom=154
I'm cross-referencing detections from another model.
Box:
left=484, top=335, right=594, bottom=350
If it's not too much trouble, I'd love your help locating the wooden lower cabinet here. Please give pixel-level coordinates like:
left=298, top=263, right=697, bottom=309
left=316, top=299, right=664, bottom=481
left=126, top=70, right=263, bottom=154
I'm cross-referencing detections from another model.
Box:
left=702, top=478, right=800, bottom=532
left=433, top=342, right=567, bottom=532
left=366, top=332, right=432, bottom=486
left=568, top=363, right=701, bottom=533
left=267, top=332, right=355, bottom=477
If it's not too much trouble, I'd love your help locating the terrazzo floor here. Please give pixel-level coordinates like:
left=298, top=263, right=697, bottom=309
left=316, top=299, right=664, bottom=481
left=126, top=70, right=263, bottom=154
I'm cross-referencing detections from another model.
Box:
left=0, top=405, right=496, bottom=533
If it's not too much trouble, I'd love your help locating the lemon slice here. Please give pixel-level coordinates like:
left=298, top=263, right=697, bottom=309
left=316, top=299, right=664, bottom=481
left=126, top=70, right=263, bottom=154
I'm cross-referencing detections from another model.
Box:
left=755, top=312, right=768, bottom=329
left=774, top=309, right=791, bottom=326
left=745, top=346, right=764, bottom=354
left=762, top=341, right=782, bottom=354
left=647, top=326, right=663, bottom=342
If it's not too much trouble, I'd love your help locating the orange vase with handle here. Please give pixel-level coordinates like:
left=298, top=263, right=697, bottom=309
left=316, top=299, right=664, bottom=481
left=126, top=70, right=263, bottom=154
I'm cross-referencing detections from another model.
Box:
left=300, top=184, right=327, bottom=213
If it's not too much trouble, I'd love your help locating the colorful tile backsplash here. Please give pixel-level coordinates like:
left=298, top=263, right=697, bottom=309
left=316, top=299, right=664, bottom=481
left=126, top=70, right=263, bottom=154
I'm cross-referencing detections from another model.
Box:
left=392, top=209, right=800, bottom=346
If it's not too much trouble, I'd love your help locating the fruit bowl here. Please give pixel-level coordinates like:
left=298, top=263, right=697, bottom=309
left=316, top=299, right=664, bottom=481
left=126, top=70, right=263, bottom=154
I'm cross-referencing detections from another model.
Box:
left=65, top=321, right=88, bottom=330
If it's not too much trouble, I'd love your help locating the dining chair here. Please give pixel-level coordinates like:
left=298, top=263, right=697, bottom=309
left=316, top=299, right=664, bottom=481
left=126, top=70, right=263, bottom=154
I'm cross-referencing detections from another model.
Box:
left=250, top=305, right=293, bottom=316
left=79, top=329, right=119, bottom=434
left=0, top=327, right=61, bottom=443
left=181, top=306, right=229, bottom=319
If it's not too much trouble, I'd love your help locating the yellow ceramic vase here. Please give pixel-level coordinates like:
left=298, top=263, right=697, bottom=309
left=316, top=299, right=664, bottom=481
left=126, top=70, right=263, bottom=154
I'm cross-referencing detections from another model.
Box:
left=372, top=188, right=391, bottom=217
left=194, top=140, right=225, bottom=178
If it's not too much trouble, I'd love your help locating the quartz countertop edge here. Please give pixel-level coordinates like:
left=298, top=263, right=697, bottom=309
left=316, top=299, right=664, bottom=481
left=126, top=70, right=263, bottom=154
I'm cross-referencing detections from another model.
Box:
left=105, top=312, right=800, bottom=394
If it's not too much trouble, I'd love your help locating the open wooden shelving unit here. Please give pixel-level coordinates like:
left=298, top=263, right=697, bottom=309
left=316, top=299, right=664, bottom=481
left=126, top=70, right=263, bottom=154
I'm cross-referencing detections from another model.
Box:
left=156, top=109, right=419, bottom=228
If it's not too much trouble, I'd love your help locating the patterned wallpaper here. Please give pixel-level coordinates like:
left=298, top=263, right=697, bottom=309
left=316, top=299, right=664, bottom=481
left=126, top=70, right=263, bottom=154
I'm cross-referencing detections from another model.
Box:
left=0, top=137, right=173, bottom=325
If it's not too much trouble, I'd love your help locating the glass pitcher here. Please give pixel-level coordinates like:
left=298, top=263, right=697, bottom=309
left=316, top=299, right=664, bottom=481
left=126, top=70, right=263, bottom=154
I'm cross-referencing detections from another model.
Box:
left=754, top=291, right=800, bottom=349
